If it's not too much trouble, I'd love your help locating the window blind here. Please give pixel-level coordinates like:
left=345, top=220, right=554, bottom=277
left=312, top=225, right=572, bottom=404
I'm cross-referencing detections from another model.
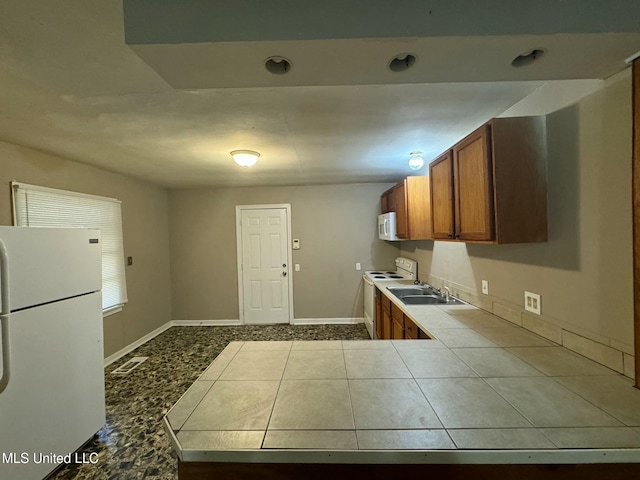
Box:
left=11, top=182, right=128, bottom=312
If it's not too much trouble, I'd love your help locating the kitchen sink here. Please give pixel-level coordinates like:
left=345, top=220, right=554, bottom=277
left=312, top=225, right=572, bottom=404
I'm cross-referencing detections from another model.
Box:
left=385, top=287, right=430, bottom=297
left=386, top=285, right=465, bottom=305
left=401, top=295, right=465, bottom=305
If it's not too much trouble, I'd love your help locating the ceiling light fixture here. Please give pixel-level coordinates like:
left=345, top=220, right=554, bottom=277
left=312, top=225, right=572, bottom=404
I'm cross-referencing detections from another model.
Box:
left=231, top=150, right=260, bottom=167
left=265, top=56, right=292, bottom=74
left=408, top=151, right=424, bottom=171
left=511, top=49, right=545, bottom=67
left=389, top=53, right=417, bottom=72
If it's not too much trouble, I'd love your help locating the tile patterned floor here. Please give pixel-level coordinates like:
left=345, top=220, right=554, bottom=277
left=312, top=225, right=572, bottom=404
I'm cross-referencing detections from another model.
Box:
left=48, top=324, right=370, bottom=480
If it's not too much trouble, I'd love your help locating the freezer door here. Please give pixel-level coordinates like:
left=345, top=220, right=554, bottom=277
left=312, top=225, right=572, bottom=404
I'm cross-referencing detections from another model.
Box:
left=0, top=292, right=105, bottom=480
left=0, top=227, right=102, bottom=312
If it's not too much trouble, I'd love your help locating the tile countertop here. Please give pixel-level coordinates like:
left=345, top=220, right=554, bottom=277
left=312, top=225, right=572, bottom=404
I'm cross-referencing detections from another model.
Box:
left=163, top=281, right=640, bottom=465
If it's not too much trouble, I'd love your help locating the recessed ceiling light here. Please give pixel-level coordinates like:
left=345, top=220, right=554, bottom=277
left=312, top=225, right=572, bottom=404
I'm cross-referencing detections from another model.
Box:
left=511, top=49, right=545, bottom=67
left=389, top=53, right=417, bottom=72
left=265, top=56, right=292, bottom=74
left=231, top=150, right=260, bottom=167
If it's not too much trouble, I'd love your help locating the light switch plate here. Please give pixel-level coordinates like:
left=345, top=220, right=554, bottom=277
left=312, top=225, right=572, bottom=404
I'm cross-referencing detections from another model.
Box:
left=295, top=264, right=300, bottom=272
left=481, top=280, right=489, bottom=295
left=524, top=291, right=541, bottom=315
left=356, top=263, right=361, bottom=271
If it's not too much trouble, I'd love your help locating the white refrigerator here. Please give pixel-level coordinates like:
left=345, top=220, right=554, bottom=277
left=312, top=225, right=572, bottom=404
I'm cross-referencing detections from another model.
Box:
left=0, top=226, right=106, bottom=480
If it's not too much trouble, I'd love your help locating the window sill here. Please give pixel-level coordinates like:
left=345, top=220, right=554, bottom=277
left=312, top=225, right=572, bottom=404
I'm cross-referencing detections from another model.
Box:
left=103, top=305, right=124, bottom=318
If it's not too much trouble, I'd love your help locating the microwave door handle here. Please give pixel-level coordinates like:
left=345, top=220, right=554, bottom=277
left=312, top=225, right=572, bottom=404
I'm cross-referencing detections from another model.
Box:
left=384, top=218, right=389, bottom=237
left=0, top=239, right=10, bottom=394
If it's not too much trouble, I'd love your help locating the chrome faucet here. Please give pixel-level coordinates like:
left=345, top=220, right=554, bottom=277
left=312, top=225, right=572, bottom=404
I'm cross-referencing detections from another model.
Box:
left=443, top=287, right=450, bottom=301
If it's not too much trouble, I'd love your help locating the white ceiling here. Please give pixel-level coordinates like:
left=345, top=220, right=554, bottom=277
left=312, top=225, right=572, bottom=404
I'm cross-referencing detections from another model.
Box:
left=0, top=1, right=639, bottom=188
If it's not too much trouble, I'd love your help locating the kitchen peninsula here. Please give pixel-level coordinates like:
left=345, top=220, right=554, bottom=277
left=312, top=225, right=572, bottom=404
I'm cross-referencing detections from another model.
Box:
left=163, top=286, right=640, bottom=479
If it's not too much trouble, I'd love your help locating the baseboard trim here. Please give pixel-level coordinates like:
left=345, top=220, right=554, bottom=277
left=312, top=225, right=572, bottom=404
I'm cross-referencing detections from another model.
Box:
left=103, top=318, right=364, bottom=366
left=171, top=320, right=242, bottom=326
left=104, top=321, right=173, bottom=367
left=292, top=317, right=364, bottom=325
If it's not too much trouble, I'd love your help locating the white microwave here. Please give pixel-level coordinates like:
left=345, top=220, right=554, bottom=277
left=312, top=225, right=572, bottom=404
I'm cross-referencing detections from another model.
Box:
left=378, top=212, right=403, bottom=241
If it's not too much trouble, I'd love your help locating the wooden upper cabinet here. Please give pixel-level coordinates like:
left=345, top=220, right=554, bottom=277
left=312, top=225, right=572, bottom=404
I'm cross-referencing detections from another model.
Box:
left=429, top=116, right=547, bottom=244
left=429, top=151, right=454, bottom=239
left=454, top=125, right=494, bottom=241
left=381, top=176, right=432, bottom=240
left=393, top=182, right=408, bottom=238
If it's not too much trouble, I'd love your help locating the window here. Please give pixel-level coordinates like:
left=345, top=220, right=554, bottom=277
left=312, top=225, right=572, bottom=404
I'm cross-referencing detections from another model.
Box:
left=11, top=182, right=128, bottom=313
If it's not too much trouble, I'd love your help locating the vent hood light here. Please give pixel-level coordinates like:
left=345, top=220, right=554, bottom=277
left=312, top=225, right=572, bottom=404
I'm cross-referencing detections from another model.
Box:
left=408, top=151, right=424, bottom=171
left=231, top=150, right=260, bottom=167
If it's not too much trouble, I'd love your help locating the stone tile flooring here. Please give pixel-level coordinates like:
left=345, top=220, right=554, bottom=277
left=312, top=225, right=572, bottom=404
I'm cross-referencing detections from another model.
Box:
left=49, top=324, right=370, bottom=480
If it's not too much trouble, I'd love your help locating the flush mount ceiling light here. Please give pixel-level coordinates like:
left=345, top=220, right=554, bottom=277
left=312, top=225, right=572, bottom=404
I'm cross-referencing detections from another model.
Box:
left=265, top=56, right=292, bottom=74
left=408, top=151, right=424, bottom=171
left=511, top=49, right=545, bottom=67
left=231, top=150, right=260, bottom=167
left=388, top=53, right=417, bottom=72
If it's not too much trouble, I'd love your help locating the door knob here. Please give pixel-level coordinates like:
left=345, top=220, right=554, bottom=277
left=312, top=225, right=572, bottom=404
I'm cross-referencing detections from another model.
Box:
left=282, top=271, right=287, bottom=277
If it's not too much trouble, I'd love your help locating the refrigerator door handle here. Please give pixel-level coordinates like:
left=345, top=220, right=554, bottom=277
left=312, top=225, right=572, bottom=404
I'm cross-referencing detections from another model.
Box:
left=0, top=239, right=10, bottom=394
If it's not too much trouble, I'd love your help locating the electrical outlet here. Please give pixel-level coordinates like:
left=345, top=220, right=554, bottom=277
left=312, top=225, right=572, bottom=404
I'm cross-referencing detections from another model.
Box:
left=481, top=280, right=489, bottom=295
left=295, top=264, right=300, bottom=272
left=524, top=291, right=541, bottom=315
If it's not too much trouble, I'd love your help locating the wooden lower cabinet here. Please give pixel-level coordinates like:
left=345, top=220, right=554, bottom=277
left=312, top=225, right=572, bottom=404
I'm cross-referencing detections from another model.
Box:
left=375, top=290, right=433, bottom=340
left=380, top=294, right=392, bottom=340
left=391, top=303, right=404, bottom=339
left=404, top=316, right=419, bottom=339
left=375, top=289, right=383, bottom=339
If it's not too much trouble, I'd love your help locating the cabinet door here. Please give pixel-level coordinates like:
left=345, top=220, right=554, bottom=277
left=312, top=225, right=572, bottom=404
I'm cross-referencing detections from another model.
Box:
left=429, top=151, right=455, bottom=239
left=381, top=194, right=389, bottom=214
left=404, top=316, right=418, bottom=339
left=375, top=290, right=383, bottom=339
left=382, top=309, right=392, bottom=339
left=453, top=125, right=494, bottom=241
left=391, top=303, right=405, bottom=339
left=393, top=182, right=408, bottom=238
left=392, top=319, right=404, bottom=339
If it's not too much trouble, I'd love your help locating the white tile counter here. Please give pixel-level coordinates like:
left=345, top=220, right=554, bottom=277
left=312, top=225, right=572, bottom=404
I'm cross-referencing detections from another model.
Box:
left=163, top=284, right=640, bottom=470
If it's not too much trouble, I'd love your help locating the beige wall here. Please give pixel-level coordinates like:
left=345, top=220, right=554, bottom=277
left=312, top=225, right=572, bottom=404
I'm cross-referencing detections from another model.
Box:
left=169, top=183, right=398, bottom=321
left=401, top=69, right=634, bottom=375
left=0, top=141, right=172, bottom=358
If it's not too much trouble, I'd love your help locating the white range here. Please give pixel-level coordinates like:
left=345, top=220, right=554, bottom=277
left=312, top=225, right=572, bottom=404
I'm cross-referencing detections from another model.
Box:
left=362, top=257, right=418, bottom=339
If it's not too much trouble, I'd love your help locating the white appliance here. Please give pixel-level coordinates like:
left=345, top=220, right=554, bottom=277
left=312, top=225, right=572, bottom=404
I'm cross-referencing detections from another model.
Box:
left=0, top=227, right=105, bottom=480
left=363, top=257, right=418, bottom=339
left=378, top=212, right=403, bottom=241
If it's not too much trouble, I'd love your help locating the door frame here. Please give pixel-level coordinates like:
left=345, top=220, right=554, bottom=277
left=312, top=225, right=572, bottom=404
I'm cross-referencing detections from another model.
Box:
left=235, top=204, right=293, bottom=325
left=632, top=58, right=640, bottom=387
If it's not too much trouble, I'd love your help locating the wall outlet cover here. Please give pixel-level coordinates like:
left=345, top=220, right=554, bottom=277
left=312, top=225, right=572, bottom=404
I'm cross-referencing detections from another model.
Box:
left=481, top=280, right=489, bottom=295
left=524, top=291, right=541, bottom=315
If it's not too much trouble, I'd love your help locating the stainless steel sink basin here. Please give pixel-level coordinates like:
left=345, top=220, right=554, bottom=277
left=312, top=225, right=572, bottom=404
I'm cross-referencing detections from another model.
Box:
left=385, top=287, right=429, bottom=297
left=386, top=285, right=465, bottom=305
left=401, top=295, right=465, bottom=305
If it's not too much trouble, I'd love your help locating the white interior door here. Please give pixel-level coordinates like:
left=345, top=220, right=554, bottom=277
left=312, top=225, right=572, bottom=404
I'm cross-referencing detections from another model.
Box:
left=238, top=206, right=292, bottom=324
